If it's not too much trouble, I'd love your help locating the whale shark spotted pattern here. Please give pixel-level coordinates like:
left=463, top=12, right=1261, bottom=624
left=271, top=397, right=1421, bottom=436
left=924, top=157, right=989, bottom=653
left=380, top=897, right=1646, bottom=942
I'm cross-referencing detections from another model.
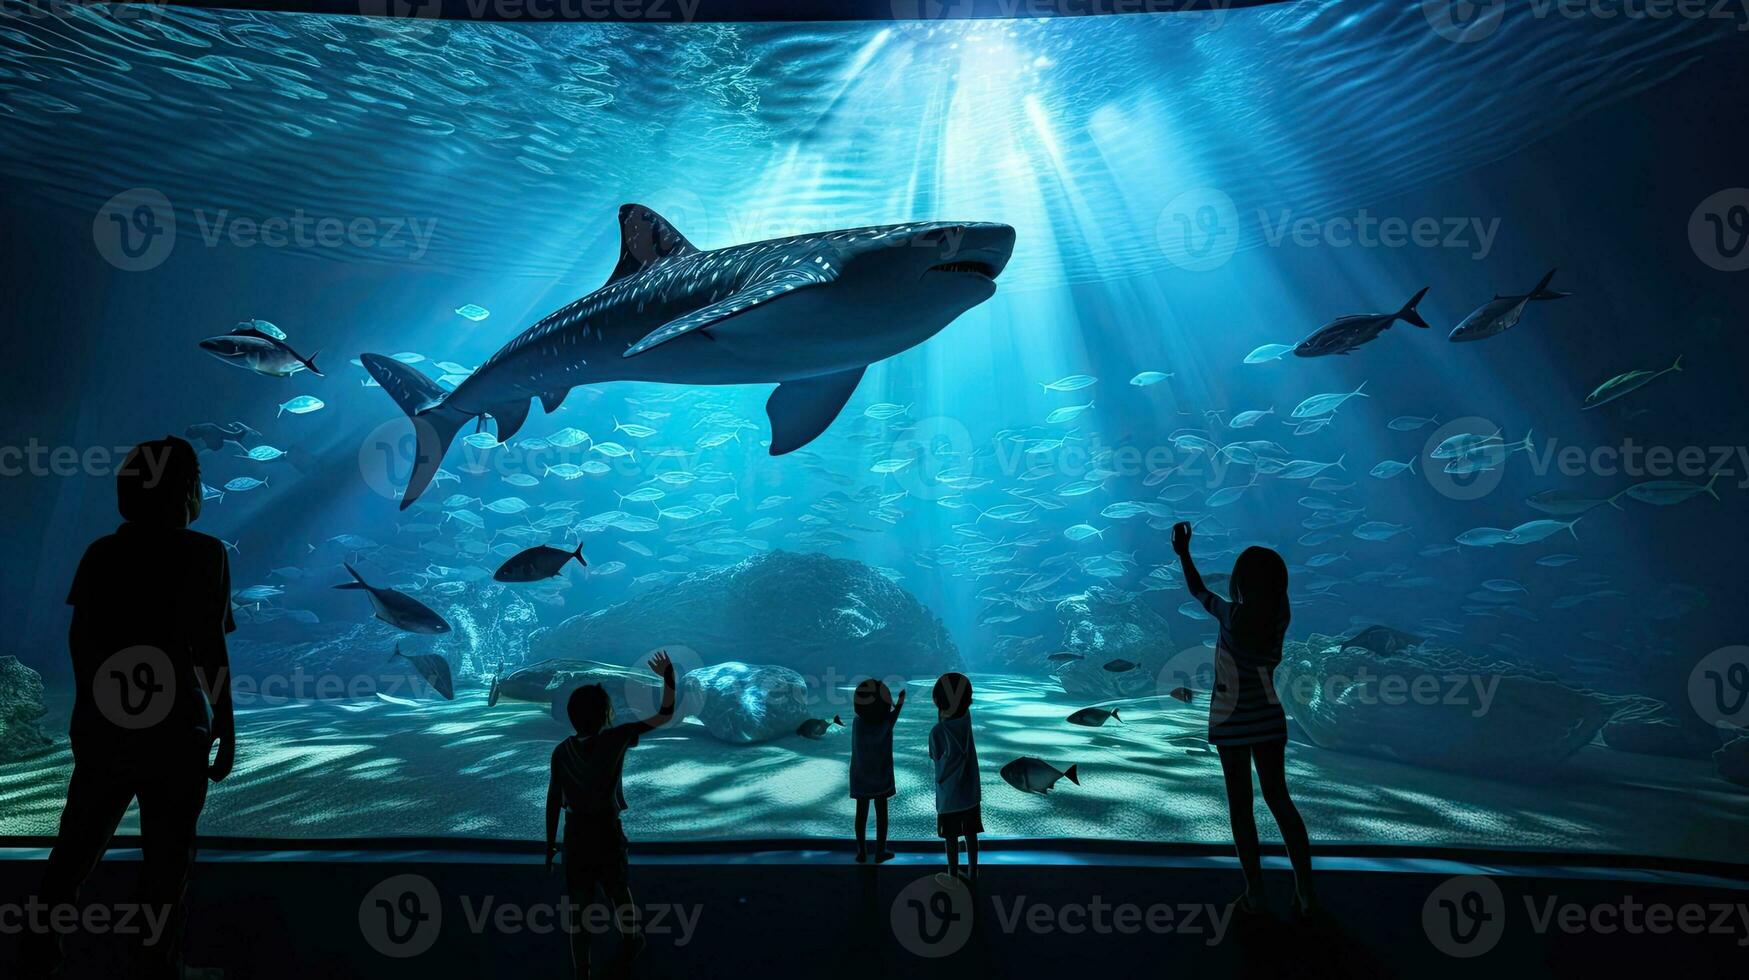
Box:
left=364, top=204, right=1016, bottom=508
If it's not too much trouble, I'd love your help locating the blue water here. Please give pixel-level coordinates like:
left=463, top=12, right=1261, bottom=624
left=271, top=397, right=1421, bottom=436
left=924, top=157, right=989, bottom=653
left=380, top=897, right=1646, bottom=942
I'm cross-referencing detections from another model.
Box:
left=2, top=3, right=1747, bottom=854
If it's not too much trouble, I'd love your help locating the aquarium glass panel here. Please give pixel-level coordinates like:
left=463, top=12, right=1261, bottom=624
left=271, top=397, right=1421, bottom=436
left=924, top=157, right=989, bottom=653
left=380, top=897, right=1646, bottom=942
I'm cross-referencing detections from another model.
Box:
left=1, top=3, right=1746, bottom=862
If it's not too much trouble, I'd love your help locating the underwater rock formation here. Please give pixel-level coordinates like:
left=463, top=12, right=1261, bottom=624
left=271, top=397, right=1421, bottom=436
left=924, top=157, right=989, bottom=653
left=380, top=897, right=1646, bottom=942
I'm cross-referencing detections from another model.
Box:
left=493, top=658, right=662, bottom=726
left=1716, top=737, right=1749, bottom=789
left=1276, top=634, right=1616, bottom=780
left=681, top=662, right=811, bottom=744
left=0, top=656, right=54, bottom=761
left=528, top=551, right=959, bottom=684
left=431, top=582, right=540, bottom=683
left=1051, top=588, right=1178, bottom=700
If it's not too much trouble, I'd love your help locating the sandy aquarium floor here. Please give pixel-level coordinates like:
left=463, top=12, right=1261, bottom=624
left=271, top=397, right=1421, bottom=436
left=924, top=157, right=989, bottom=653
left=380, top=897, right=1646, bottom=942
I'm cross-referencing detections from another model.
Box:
left=3, top=673, right=1746, bottom=863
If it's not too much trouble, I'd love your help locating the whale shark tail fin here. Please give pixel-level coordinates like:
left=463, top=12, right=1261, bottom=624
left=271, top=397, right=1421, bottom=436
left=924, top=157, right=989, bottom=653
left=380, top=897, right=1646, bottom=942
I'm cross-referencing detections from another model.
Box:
left=361, top=353, right=471, bottom=511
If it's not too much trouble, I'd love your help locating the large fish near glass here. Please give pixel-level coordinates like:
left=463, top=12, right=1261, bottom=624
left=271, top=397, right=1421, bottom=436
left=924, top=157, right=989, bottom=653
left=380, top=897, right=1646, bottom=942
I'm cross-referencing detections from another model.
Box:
left=363, top=205, right=1016, bottom=508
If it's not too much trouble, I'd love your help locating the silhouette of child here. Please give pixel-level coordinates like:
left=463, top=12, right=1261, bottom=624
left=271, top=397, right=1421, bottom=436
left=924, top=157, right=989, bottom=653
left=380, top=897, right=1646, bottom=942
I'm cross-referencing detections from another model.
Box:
left=928, top=672, right=981, bottom=884
left=849, top=678, right=905, bottom=863
left=24, top=436, right=236, bottom=980
left=1172, top=521, right=1317, bottom=917
left=545, top=652, right=675, bottom=979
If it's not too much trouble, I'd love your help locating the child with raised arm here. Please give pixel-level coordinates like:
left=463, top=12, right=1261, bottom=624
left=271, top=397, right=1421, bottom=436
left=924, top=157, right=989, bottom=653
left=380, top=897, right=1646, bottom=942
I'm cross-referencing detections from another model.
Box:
left=850, top=678, right=905, bottom=863
left=1172, top=521, right=1317, bottom=917
left=928, top=672, right=981, bottom=884
left=546, top=651, right=676, bottom=979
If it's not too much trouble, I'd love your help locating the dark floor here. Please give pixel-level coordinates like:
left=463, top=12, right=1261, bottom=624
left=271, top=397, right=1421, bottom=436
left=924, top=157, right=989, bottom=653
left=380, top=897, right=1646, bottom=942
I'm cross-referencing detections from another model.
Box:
left=2, top=841, right=1745, bottom=978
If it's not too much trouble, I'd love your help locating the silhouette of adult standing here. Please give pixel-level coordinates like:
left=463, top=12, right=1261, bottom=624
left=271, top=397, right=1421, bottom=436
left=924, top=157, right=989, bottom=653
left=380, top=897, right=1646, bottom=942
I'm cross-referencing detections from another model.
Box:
left=21, top=436, right=236, bottom=979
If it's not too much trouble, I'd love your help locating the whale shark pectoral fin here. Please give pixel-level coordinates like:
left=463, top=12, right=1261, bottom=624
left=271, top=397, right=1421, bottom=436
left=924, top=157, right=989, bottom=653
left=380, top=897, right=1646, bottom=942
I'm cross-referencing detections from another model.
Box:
left=766, top=366, right=866, bottom=456
left=622, top=266, right=835, bottom=359
left=490, top=397, right=533, bottom=443
left=539, top=389, right=567, bottom=413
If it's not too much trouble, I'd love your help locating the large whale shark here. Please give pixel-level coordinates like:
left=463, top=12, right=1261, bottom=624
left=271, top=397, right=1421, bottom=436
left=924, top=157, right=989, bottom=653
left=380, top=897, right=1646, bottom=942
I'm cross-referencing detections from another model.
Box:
left=364, top=205, right=1016, bottom=509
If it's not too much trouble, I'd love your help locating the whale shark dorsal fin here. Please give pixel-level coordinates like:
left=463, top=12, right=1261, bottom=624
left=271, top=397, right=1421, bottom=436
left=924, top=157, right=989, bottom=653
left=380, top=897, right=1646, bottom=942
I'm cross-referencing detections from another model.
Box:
left=622, top=264, right=838, bottom=358
left=766, top=366, right=866, bottom=455
left=605, top=204, right=697, bottom=285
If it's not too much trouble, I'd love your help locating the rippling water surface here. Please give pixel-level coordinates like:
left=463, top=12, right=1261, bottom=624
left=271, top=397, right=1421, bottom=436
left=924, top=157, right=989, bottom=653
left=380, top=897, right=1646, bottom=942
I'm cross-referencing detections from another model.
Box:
left=0, top=2, right=1729, bottom=286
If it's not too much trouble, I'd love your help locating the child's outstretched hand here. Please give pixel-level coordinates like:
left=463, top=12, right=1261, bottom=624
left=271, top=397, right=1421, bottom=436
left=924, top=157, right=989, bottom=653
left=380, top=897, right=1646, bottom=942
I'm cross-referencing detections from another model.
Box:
left=896, top=688, right=907, bottom=706
left=1172, top=521, right=1193, bottom=555
left=648, top=651, right=674, bottom=678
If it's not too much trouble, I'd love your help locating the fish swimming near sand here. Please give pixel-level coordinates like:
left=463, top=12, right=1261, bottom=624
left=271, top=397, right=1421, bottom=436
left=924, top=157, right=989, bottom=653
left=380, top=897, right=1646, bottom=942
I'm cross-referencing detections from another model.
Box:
left=1000, top=757, right=1080, bottom=794
left=389, top=644, right=455, bottom=700
left=796, top=715, right=843, bottom=739
left=1066, top=707, right=1122, bottom=727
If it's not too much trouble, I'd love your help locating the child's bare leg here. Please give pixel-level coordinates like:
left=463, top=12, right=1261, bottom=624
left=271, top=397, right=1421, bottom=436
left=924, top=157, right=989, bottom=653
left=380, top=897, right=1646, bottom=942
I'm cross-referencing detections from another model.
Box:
left=854, top=798, right=871, bottom=860
left=943, top=833, right=960, bottom=874
left=874, top=798, right=891, bottom=861
left=964, top=833, right=979, bottom=879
